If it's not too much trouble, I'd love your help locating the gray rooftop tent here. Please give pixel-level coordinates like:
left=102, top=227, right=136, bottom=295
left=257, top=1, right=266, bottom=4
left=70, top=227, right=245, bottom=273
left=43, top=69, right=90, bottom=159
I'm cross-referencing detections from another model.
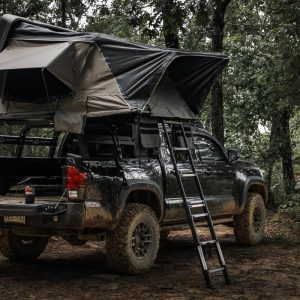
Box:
left=0, top=14, right=228, bottom=133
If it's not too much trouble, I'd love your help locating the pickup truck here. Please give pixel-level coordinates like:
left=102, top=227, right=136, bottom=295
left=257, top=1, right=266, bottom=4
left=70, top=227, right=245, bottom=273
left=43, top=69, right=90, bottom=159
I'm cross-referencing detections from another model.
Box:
left=0, top=115, right=267, bottom=274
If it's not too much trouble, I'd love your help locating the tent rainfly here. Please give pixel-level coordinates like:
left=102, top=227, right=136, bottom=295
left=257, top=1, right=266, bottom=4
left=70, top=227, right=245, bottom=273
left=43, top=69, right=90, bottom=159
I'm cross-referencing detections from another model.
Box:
left=0, top=14, right=229, bottom=133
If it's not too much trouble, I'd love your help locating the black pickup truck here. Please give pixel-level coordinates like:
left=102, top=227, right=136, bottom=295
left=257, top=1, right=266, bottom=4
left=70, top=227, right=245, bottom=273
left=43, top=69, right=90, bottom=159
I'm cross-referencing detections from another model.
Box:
left=0, top=115, right=267, bottom=274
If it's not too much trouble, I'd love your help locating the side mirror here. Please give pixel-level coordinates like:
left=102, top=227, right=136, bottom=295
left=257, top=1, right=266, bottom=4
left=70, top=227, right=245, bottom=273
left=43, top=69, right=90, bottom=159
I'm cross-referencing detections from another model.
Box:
left=227, top=149, right=239, bottom=162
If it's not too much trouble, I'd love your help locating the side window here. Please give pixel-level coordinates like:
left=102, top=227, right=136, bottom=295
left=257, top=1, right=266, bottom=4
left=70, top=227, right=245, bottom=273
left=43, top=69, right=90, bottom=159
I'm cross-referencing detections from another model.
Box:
left=84, top=124, right=134, bottom=159
left=159, top=130, right=171, bottom=163
left=60, top=134, right=81, bottom=157
left=85, top=136, right=115, bottom=158
left=193, top=135, right=226, bottom=161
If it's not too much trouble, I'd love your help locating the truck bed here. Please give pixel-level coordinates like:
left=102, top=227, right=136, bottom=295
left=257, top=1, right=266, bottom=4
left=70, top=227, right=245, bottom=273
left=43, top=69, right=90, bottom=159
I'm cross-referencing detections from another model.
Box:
left=0, top=157, right=65, bottom=195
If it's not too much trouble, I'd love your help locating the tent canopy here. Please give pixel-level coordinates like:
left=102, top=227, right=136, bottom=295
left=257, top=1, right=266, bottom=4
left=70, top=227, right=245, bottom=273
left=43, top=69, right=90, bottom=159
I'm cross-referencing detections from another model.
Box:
left=0, top=14, right=229, bottom=133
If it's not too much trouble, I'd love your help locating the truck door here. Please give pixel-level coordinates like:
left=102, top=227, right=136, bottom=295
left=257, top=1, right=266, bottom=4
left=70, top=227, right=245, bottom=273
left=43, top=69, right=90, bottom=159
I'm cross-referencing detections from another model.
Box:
left=193, top=133, right=237, bottom=216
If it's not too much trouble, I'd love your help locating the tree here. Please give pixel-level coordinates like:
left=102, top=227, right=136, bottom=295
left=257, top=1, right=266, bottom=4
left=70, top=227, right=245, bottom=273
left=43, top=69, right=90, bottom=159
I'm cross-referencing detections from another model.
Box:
left=61, top=0, right=67, bottom=27
left=51, top=0, right=96, bottom=30
left=89, top=0, right=187, bottom=48
left=161, top=0, right=180, bottom=48
left=211, top=0, right=231, bottom=146
left=0, top=0, right=52, bottom=22
left=224, top=0, right=299, bottom=197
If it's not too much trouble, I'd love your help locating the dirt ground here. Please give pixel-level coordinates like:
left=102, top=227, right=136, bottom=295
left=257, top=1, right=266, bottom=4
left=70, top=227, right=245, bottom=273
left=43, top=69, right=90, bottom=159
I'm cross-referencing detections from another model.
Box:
left=0, top=211, right=299, bottom=300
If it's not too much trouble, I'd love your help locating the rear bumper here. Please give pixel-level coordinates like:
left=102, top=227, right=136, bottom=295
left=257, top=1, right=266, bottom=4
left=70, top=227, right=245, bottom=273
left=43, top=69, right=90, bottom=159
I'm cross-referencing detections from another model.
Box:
left=0, top=202, right=49, bottom=216
left=0, top=201, right=84, bottom=229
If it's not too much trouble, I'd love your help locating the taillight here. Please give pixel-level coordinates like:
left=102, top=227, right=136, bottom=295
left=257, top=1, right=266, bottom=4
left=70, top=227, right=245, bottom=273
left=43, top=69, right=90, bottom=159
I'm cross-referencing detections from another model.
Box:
left=65, top=166, right=86, bottom=201
left=25, top=185, right=35, bottom=195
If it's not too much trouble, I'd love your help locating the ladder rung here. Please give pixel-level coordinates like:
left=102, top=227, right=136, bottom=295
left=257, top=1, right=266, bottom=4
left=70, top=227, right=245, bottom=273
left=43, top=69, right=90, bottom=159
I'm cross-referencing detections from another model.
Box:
left=200, top=240, right=216, bottom=246
left=208, top=267, right=224, bottom=274
left=172, top=147, right=189, bottom=151
left=187, top=198, right=205, bottom=204
left=165, top=120, right=182, bottom=125
left=193, top=213, right=208, bottom=218
left=189, top=203, right=205, bottom=208
left=181, top=173, right=197, bottom=178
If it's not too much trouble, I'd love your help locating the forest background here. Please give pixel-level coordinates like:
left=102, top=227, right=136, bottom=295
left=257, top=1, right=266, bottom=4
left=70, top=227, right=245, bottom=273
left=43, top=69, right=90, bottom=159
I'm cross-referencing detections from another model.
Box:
left=0, top=0, right=299, bottom=217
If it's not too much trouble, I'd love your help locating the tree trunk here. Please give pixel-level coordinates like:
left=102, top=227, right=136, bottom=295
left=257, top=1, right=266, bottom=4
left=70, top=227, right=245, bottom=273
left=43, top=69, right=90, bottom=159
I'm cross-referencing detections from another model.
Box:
left=211, top=76, right=224, bottom=145
left=211, top=0, right=231, bottom=145
left=278, top=108, right=296, bottom=194
left=61, top=0, right=67, bottom=28
left=266, top=118, right=280, bottom=208
left=266, top=164, right=275, bottom=209
left=162, top=0, right=179, bottom=49
left=266, top=107, right=296, bottom=203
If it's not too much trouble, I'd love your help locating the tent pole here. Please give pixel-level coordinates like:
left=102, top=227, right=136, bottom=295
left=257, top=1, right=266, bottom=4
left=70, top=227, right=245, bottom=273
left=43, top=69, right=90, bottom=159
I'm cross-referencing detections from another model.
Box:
left=41, top=68, right=49, bottom=99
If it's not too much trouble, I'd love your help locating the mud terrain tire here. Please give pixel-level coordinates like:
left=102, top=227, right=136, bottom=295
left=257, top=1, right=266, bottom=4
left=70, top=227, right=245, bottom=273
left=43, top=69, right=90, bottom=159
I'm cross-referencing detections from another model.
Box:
left=234, top=193, right=266, bottom=246
left=106, top=203, right=160, bottom=274
left=0, top=230, right=48, bottom=260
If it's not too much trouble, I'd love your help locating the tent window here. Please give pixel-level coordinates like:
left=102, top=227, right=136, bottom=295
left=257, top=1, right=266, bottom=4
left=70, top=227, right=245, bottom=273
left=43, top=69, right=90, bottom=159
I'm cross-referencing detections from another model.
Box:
left=4, top=69, right=71, bottom=103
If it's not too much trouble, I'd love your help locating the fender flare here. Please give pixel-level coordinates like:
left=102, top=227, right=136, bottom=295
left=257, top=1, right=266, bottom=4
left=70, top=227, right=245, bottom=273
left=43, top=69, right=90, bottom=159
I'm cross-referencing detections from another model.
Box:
left=238, top=176, right=267, bottom=214
left=118, top=180, right=164, bottom=221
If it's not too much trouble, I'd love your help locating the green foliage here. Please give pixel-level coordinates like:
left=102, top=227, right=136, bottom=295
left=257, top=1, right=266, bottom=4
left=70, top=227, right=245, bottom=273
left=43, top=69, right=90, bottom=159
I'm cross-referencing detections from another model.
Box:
left=291, top=111, right=300, bottom=158
left=278, top=194, right=300, bottom=221
left=0, top=124, right=21, bottom=157
left=85, top=2, right=150, bottom=43
left=46, top=0, right=97, bottom=29
left=270, top=161, right=287, bottom=204
left=0, top=126, right=55, bottom=158
left=225, top=1, right=299, bottom=123
left=86, top=1, right=197, bottom=47
left=0, top=0, right=52, bottom=21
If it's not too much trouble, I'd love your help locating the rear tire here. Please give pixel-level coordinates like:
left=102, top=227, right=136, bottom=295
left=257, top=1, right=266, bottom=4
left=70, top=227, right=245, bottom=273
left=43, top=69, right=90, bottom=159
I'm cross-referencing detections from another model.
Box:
left=234, top=193, right=266, bottom=246
left=106, top=203, right=160, bottom=274
left=0, top=230, right=48, bottom=260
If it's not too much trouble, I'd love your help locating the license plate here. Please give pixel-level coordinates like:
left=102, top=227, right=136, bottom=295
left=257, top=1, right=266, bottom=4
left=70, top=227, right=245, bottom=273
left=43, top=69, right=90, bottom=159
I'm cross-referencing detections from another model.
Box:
left=4, top=216, right=26, bottom=225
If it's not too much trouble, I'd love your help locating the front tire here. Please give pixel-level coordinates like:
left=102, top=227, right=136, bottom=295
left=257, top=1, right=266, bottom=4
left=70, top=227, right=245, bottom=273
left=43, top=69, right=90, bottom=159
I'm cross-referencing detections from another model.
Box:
left=106, top=204, right=160, bottom=274
left=0, top=230, right=48, bottom=260
left=234, top=193, right=266, bottom=246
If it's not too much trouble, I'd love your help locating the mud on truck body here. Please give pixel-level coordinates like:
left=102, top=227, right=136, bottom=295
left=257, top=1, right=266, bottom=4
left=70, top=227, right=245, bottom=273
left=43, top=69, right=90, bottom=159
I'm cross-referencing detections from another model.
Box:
left=0, top=14, right=267, bottom=274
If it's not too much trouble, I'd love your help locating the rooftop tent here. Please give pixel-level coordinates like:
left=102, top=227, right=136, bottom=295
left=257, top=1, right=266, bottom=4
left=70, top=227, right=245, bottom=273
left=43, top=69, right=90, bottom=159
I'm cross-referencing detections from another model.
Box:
left=0, top=14, right=229, bottom=133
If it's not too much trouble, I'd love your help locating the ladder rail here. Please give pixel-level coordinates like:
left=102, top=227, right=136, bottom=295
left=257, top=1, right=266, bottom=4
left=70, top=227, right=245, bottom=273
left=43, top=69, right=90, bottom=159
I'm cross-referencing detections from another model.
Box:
left=161, top=120, right=212, bottom=287
left=179, top=123, right=218, bottom=240
left=161, top=121, right=199, bottom=244
left=179, top=123, right=230, bottom=284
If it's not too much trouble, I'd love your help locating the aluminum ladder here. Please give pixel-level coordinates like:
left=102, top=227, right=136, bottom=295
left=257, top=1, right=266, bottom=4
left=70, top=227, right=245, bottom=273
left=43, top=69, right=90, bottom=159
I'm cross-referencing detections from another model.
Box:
left=160, top=120, right=231, bottom=288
